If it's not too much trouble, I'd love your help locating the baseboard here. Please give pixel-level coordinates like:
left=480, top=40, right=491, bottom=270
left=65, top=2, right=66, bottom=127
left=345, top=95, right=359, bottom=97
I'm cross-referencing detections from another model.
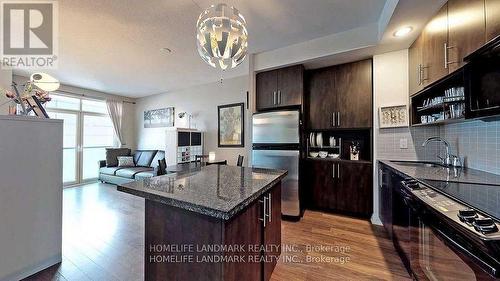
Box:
left=371, top=214, right=382, bottom=225
left=0, top=253, right=62, bottom=281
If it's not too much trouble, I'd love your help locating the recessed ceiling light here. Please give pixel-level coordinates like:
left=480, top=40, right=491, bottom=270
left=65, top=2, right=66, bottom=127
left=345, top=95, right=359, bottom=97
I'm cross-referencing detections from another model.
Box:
left=160, top=47, right=172, bottom=54
left=393, top=26, right=413, bottom=37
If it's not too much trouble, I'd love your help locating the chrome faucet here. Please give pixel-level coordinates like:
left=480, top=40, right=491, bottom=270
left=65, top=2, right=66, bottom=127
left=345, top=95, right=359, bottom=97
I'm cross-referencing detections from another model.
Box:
left=422, top=137, right=462, bottom=167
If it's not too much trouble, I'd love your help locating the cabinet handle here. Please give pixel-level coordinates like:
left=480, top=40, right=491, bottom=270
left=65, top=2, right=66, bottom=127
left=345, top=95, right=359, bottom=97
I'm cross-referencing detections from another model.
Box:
left=332, top=164, right=336, bottom=178
left=332, top=112, right=336, bottom=127
left=337, top=164, right=340, bottom=179
left=278, top=90, right=281, bottom=104
left=418, top=64, right=422, bottom=85
left=268, top=193, right=272, bottom=223
left=444, top=43, right=456, bottom=69
left=444, top=43, right=448, bottom=69
left=337, top=112, right=341, bottom=127
left=259, top=198, right=267, bottom=227
left=273, top=92, right=276, bottom=105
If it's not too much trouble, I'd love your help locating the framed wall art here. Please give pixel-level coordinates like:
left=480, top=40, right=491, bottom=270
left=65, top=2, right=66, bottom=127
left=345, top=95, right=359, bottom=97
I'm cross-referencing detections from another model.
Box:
left=144, top=107, right=175, bottom=128
left=218, top=103, right=244, bottom=147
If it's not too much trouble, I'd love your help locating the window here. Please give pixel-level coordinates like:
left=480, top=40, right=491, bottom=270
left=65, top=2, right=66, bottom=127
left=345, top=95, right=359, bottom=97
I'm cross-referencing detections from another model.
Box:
left=82, top=99, right=108, bottom=114
left=46, top=95, right=80, bottom=111
left=45, top=93, right=115, bottom=185
left=82, top=115, right=115, bottom=180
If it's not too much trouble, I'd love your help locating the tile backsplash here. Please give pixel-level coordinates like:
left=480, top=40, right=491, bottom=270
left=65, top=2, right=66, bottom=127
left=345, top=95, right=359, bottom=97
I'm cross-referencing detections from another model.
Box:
left=377, top=119, right=500, bottom=175
left=441, top=120, right=500, bottom=174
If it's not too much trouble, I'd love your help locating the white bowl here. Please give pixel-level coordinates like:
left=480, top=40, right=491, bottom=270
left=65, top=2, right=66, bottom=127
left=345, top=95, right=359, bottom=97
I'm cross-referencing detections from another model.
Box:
left=318, top=151, right=328, bottom=158
left=309, top=152, right=319, bottom=158
left=328, top=154, right=340, bottom=159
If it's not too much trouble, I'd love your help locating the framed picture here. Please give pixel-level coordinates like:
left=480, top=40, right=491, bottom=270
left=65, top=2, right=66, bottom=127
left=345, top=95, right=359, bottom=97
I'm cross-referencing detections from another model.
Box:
left=379, top=105, right=409, bottom=128
left=144, top=107, right=175, bottom=128
left=218, top=103, right=244, bottom=147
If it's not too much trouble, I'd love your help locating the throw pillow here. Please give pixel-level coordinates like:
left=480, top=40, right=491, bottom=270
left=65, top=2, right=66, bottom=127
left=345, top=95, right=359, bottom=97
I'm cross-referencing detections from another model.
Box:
left=117, top=156, right=135, bottom=167
left=105, top=148, right=130, bottom=167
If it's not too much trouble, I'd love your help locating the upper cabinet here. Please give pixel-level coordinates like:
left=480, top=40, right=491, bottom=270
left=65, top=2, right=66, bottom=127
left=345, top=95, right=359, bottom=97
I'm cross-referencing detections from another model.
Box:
left=409, top=34, right=425, bottom=96
left=447, top=0, right=485, bottom=72
left=335, top=59, right=373, bottom=128
left=408, top=1, right=494, bottom=96
left=256, top=69, right=278, bottom=111
left=486, top=0, right=500, bottom=42
left=307, top=67, right=336, bottom=130
left=307, top=59, right=373, bottom=130
left=421, top=4, right=449, bottom=87
left=256, top=65, right=304, bottom=111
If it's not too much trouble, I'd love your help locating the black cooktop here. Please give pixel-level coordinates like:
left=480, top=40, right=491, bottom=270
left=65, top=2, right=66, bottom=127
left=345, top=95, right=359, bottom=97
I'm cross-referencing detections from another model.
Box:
left=421, top=179, right=500, bottom=221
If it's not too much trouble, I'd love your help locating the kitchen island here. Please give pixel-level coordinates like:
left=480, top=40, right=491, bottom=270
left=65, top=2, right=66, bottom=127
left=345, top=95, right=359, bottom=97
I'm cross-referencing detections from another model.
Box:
left=118, top=165, right=287, bottom=281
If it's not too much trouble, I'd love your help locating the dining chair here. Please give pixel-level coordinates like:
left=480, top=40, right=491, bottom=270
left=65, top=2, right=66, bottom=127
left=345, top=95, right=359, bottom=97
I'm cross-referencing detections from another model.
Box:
left=157, top=158, right=167, bottom=176
left=237, top=155, right=244, bottom=167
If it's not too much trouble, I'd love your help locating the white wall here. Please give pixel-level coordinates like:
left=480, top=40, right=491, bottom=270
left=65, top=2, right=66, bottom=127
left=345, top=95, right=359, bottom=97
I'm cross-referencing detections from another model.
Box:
left=372, top=49, right=414, bottom=225
left=135, top=75, right=249, bottom=166
left=0, top=69, right=13, bottom=114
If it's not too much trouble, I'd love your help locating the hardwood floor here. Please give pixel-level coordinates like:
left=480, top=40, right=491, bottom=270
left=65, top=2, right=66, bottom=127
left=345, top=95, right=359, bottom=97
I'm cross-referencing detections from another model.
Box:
left=24, top=183, right=410, bottom=281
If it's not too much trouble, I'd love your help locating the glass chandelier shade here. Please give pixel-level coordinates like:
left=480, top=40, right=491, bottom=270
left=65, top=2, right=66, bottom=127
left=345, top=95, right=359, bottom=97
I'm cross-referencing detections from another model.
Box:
left=196, top=3, right=248, bottom=70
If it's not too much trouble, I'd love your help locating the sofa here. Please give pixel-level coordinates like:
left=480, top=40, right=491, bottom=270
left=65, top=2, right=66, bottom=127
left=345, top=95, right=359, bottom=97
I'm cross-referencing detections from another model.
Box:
left=98, top=148, right=165, bottom=185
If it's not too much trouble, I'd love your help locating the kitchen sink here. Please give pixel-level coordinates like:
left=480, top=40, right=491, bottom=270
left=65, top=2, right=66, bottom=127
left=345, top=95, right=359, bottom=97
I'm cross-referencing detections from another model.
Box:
left=390, top=161, right=444, bottom=168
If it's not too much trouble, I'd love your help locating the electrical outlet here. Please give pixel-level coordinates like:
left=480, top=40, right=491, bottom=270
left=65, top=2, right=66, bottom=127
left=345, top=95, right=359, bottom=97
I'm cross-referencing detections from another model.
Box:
left=400, top=138, right=408, bottom=149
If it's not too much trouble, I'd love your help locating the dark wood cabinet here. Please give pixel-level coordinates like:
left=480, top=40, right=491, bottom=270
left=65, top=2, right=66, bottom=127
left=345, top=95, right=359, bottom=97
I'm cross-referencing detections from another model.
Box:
left=307, top=59, right=372, bottom=129
left=223, top=195, right=262, bottom=281
left=256, top=69, right=278, bottom=111
left=486, top=0, right=500, bottom=42
left=256, top=65, right=303, bottom=111
left=307, top=67, right=337, bottom=130
left=335, top=59, right=373, bottom=128
left=309, top=160, right=336, bottom=209
left=278, top=65, right=304, bottom=107
left=422, top=3, right=449, bottom=86
left=409, top=34, right=425, bottom=96
left=144, top=182, right=281, bottom=281
left=308, top=160, right=372, bottom=217
left=263, top=184, right=281, bottom=281
left=447, top=0, right=485, bottom=72
left=409, top=0, right=494, bottom=94
left=336, top=162, right=372, bottom=216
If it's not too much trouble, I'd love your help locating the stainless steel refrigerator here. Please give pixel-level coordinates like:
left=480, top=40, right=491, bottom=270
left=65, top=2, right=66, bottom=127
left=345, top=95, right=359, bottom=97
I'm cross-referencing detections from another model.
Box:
left=252, top=110, right=300, bottom=218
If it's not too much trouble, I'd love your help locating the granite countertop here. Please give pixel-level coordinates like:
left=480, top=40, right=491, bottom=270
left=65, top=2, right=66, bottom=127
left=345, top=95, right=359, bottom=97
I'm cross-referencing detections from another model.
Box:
left=379, top=160, right=500, bottom=186
left=117, top=165, right=287, bottom=220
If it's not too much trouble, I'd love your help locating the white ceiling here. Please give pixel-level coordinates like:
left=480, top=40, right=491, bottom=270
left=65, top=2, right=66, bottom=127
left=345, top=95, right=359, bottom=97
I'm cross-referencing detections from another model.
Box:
left=14, top=0, right=389, bottom=98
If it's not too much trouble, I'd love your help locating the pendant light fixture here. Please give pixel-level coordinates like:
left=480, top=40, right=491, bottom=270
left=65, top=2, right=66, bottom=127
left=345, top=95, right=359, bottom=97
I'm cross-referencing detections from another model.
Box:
left=196, top=3, right=248, bottom=70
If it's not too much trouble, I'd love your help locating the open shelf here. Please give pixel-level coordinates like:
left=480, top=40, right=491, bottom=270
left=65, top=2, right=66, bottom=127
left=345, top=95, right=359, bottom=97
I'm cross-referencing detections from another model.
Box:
left=411, top=69, right=466, bottom=127
left=306, top=129, right=371, bottom=162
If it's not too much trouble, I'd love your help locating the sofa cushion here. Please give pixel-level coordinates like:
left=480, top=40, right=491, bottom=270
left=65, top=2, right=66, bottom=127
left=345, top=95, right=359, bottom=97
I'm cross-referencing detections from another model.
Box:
left=133, top=151, right=142, bottom=165
left=134, top=171, right=156, bottom=180
left=150, top=151, right=165, bottom=169
left=99, top=166, right=124, bottom=176
left=115, top=167, right=153, bottom=179
left=135, top=150, right=158, bottom=167
left=106, top=148, right=131, bottom=167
